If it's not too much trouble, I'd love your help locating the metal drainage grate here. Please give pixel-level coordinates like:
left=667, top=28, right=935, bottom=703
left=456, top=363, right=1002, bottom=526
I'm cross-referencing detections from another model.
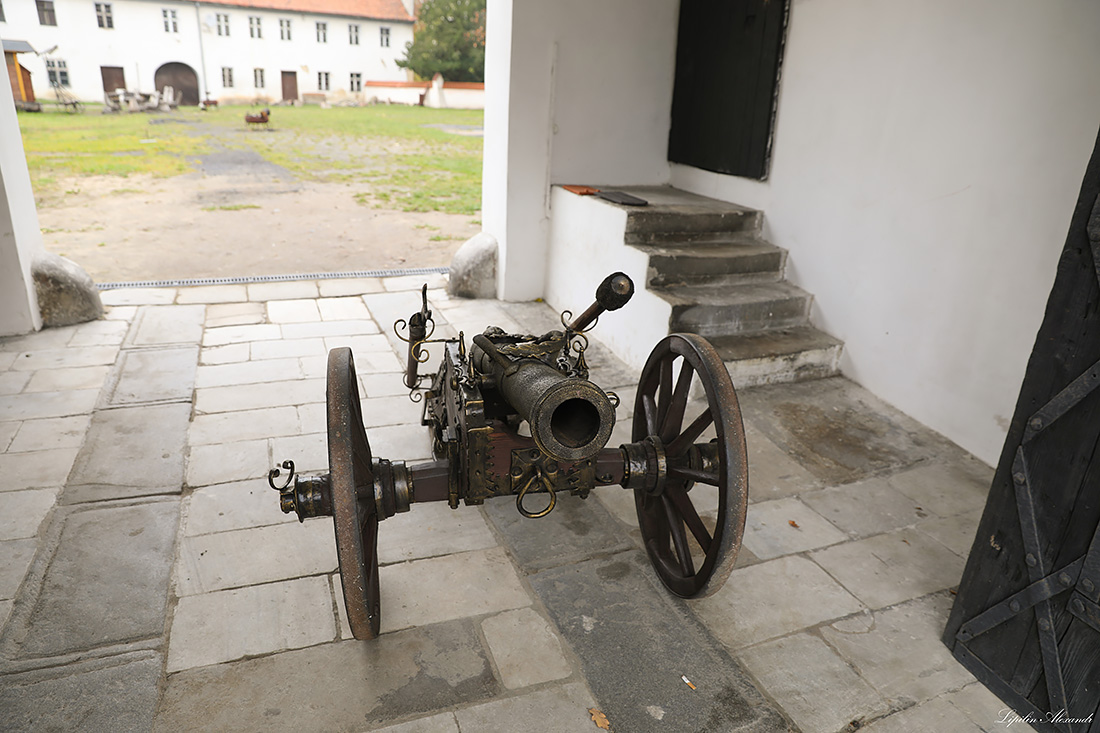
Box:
left=95, top=266, right=450, bottom=291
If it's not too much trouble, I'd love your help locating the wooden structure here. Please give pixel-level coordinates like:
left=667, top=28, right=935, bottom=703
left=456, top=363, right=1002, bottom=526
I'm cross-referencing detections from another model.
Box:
left=3, top=40, right=40, bottom=112
left=945, top=126, right=1100, bottom=732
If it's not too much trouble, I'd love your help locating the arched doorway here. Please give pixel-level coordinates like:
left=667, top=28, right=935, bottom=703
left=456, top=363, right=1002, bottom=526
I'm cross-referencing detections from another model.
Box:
left=154, top=62, right=200, bottom=106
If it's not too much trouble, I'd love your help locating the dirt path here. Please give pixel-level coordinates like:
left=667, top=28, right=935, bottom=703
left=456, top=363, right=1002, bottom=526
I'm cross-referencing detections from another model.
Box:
left=35, top=123, right=479, bottom=283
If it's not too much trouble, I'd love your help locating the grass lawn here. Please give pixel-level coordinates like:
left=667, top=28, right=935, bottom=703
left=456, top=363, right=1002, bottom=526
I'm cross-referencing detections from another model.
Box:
left=17, top=103, right=484, bottom=215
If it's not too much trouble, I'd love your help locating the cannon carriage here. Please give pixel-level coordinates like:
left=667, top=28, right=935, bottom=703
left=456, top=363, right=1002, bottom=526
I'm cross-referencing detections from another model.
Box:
left=269, top=273, right=749, bottom=640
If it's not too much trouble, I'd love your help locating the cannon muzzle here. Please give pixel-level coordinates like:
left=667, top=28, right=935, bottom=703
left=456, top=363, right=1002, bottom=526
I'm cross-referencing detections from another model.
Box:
left=472, top=335, right=614, bottom=462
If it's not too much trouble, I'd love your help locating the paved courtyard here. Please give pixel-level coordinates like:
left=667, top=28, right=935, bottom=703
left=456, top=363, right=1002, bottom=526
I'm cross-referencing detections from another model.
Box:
left=0, top=274, right=1031, bottom=732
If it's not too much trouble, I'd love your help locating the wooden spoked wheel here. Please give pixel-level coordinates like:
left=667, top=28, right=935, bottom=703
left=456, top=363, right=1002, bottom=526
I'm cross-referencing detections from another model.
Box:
left=327, top=347, right=381, bottom=640
left=632, top=334, right=748, bottom=598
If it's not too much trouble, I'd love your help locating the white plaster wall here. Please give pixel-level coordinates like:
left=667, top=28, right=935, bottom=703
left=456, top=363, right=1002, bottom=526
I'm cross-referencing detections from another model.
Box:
left=0, top=79, right=42, bottom=336
left=668, top=0, right=1100, bottom=465
left=0, top=0, right=412, bottom=103
left=482, top=0, right=678, bottom=301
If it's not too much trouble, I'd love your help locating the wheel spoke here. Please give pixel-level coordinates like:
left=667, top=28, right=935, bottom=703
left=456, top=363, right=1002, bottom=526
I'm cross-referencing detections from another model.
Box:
left=657, top=356, right=674, bottom=430
left=642, top=393, right=659, bottom=438
left=669, top=465, right=719, bottom=486
left=662, top=494, right=695, bottom=577
left=660, top=359, right=694, bottom=442
left=666, top=485, right=712, bottom=553
left=667, top=409, right=715, bottom=458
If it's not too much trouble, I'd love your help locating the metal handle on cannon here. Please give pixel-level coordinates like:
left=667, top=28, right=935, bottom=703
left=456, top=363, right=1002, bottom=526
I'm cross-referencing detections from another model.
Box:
left=567, top=272, right=635, bottom=332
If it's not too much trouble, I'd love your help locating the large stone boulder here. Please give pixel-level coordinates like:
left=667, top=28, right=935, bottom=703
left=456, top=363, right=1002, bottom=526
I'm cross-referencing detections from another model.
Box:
left=32, top=252, right=104, bottom=327
left=447, top=232, right=498, bottom=299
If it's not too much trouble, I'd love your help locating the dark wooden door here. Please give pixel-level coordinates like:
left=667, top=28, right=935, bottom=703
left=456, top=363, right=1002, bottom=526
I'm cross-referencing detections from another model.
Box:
left=100, top=66, right=125, bottom=93
left=154, top=62, right=199, bottom=106
left=281, top=71, right=298, bottom=102
left=668, top=0, right=788, bottom=180
left=945, top=125, right=1100, bottom=733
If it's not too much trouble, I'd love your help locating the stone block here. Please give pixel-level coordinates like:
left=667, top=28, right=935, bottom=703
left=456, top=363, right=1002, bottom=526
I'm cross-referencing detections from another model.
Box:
left=592, top=485, right=639, bottom=528
left=481, top=493, right=634, bottom=572
left=370, top=423, right=433, bottom=462
left=821, top=593, right=974, bottom=706
left=0, top=371, right=30, bottom=395
left=99, top=288, right=176, bottom=306
left=0, top=448, right=79, bottom=492
left=247, top=281, right=319, bottom=301
left=175, top=285, right=248, bottom=304
left=318, top=277, right=385, bottom=297
left=1, top=327, right=76, bottom=353
left=175, top=519, right=336, bottom=596
left=267, top=298, right=322, bottom=323
left=373, top=713, right=460, bottom=733
left=447, top=232, right=497, bottom=299
left=384, top=273, right=448, bottom=292
left=32, top=251, right=104, bottom=327
left=377, top=501, right=497, bottom=565
left=127, top=305, right=205, bottom=346
left=945, top=683, right=1039, bottom=733
left=66, top=403, right=190, bottom=502
left=481, top=607, right=572, bottom=689
left=10, top=345, right=118, bottom=371
left=10, top=500, right=178, bottom=657
left=67, top=319, right=130, bottom=347
left=887, top=458, right=993, bottom=518
left=917, top=509, right=983, bottom=558
left=250, top=336, right=327, bottom=360
left=200, top=343, right=250, bottom=365
left=690, top=555, right=864, bottom=648
left=205, top=301, right=264, bottom=328
left=529, top=551, right=789, bottom=733
left=378, top=548, right=530, bottom=633
left=0, top=421, right=18, bottom=451
left=455, top=684, right=602, bottom=733
left=104, top=305, right=138, bottom=320
left=744, top=419, right=820, bottom=501
left=157, top=621, right=497, bottom=730
left=0, top=389, right=99, bottom=422
left=737, top=633, right=889, bottom=733
left=166, top=576, right=335, bottom=672
left=0, top=488, right=59, bottom=540
left=190, top=406, right=298, bottom=447
left=0, top=653, right=161, bottom=733
left=202, top=323, right=282, bottom=347
left=280, top=319, right=380, bottom=340
left=318, top=296, right=371, bottom=321
left=104, top=345, right=199, bottom=405
left=24, top=365, right=110, bottom=393
left=811, top=528, right=966, bottom=609
left=183, top=480, right=295, bottom=536
left=193, top=378, right=326, bottom=413
left=863, top=697, right=984, bottom=733
left=322, top=332, right=396, bottom=354
left=194, top=357, right=302, bottom=388
left=268, top=432, right=327, bottom=474
left=361, top=371, right=412, bottom=397
left=0, top=538, right=37, bottom=599
left=801, top=476, right=927, bottom=538
left=742, top=497, right=847, bottom=559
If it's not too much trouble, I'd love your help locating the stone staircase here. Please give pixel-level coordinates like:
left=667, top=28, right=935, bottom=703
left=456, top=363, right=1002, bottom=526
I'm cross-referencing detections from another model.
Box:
left=618, top=186, right=842, bottom=386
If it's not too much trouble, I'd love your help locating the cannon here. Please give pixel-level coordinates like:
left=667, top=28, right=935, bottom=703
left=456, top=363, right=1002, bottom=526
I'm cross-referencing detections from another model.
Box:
left=268, top=272, right=748, bottom=640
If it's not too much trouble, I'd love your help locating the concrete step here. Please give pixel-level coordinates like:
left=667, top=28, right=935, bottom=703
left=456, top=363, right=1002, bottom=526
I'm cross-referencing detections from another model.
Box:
left=708, top=327, right=844, bottom=387
left=655, top=281, right=812, bottom=336
left=607, top=186, right=762, bottom=244
left=634, top=237, right=786, bottom=286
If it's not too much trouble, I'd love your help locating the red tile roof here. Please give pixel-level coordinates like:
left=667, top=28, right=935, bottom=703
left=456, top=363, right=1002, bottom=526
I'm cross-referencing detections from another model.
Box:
left=199, top=0, right=413, bottom=22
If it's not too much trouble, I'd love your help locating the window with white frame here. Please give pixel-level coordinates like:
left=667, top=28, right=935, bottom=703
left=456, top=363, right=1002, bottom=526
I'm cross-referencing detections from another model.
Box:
left=45, top=59, right=69, bottom=87
left=0, top=1, right=6, bottom=23
left=254, top=68, right=265, bottom=88
left=95, top=3, right=113, bottom=29
left=279, top=18, right=291, bottom=40
left=249, top=16, right=261, bottom=38
left=216, top=13, right=229, bottom=36
left=349, top=73, right=362, bottom=92
left=380, top=27, right=390, bottom=47
left=37, top=1, right=57, bottom=26
left=317, top=72, right=330, bottom=91
left=348, top=24, right=359, bottom=45
left=316, top=22, right=326, bottom=43
left=163, top=8, right=178, bottom=32
left=222, top=67, right=233, bottom=87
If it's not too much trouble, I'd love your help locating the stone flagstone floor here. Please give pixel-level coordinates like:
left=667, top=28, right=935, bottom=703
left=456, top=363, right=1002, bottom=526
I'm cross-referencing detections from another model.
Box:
left=0, top=274, right=1035, bottom=732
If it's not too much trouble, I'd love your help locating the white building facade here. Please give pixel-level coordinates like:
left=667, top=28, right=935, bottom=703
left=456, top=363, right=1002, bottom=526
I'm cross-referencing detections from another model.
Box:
left=0, top=0, right=414, bottom=105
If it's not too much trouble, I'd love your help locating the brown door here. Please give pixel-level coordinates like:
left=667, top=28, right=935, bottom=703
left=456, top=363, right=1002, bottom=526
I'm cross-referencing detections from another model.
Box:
left=153, top=62, right=199, bottom=106
left=100, top=66, right=125, bottom=92
left=281, top=71, right=298, bottom=102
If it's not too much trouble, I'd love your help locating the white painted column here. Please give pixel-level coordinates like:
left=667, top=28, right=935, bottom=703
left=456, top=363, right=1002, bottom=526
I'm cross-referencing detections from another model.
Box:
left=482, top=0, right=555, bottom=301
left=0, top=77, right=43, bottom=336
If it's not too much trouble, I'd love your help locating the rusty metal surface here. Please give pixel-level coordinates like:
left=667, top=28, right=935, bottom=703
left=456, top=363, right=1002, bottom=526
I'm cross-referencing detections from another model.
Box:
left=327, top=347, right=380, bottom=640
left=629, top=333, right=748, bottom=598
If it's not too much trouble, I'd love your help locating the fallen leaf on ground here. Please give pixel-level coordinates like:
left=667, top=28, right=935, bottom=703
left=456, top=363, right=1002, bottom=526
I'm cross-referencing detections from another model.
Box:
left=588, top=708, right=611, bottom=730
left=788, top=520, right=800, bottom=528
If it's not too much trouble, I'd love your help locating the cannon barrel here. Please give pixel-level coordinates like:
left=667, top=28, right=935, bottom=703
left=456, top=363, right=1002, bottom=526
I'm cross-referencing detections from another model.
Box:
left=472, top=335, right=615, bottom=462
